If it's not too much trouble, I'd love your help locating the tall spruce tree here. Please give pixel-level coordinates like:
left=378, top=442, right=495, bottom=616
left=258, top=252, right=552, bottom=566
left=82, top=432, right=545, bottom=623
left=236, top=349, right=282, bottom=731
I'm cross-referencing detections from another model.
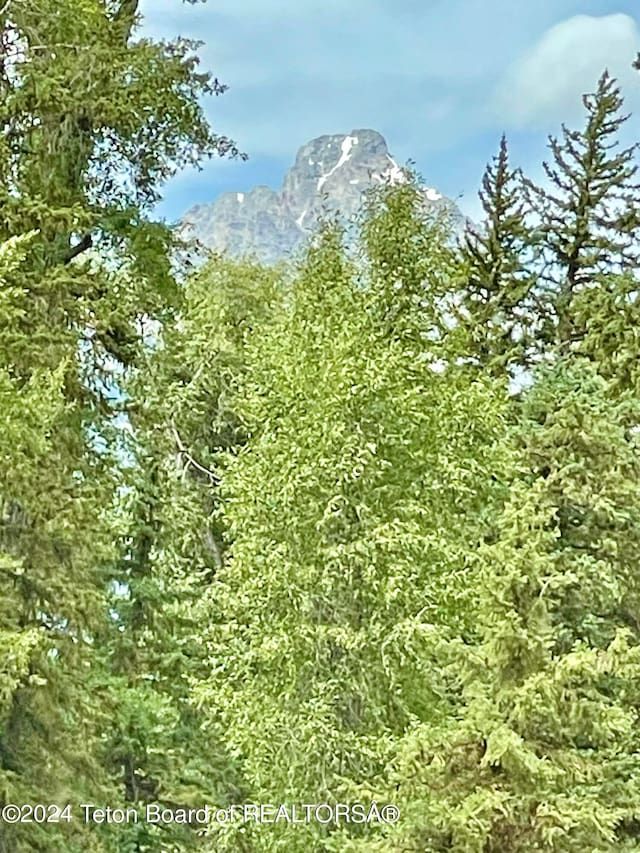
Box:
left=0, top=235, right=67, bottom=769
left=0, top=231, right=120, bottom=853
left=458, top=136, right=536, bottom=374
left=346, top=361, right=640, bottom=852
left=0, top=2, right=240, bottom=850
left=524, top=72, right=640, bottom=349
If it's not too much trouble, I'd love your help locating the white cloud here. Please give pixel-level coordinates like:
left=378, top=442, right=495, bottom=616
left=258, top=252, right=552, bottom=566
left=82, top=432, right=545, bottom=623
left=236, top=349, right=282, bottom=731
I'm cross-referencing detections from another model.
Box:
left=494, top=14, right=640, bottom=128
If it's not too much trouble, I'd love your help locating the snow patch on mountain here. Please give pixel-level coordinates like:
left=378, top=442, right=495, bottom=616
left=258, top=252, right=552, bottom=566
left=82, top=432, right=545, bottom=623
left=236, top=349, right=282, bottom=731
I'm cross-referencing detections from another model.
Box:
left=317, top=135, right=359, bottom=191
left=384, top=155, right=407, bottom=184
left=372, top=155, right=407, bottom=185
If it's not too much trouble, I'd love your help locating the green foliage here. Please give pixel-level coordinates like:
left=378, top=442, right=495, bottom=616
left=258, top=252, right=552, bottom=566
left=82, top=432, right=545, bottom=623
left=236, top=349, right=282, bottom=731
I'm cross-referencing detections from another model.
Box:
left=352, top=363, right=640, bottom=852
left=573, top=272, right=640, bottom=392
left=91, top=255, right=284, bottom=851
left=0, top=3, right=241, bottom=850
left=188, top=186, right=509, bottom=852
left=1, top=0, right=244, bottom=396
left=524, top=72, right=640, bottom=350
left=3, top=16, right=640, bottom=850
left=458, top=136, right=536, bottom=373
left=461, top=73, right=640, bottom=377
left=0, top=232, right=117, bottom=852
left=125, top=78, right=640, bottom=847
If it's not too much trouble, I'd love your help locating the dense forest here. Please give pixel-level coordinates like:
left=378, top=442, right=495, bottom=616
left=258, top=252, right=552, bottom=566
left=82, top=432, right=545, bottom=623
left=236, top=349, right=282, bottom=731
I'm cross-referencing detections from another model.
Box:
left=2, top=2, right=640, bottom=851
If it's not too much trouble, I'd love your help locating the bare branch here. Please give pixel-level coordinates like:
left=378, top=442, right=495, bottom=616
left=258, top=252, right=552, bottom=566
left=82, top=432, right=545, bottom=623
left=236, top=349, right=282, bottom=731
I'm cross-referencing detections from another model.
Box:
left=170, top=422, right=219, bottom=485
left=64, top=233, right=93, bottom=265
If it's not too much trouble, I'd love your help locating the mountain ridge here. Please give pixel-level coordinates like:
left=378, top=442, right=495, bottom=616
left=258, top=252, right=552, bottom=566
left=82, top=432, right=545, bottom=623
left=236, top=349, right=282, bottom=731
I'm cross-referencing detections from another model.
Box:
left=181, top=128, right=464, bottom=263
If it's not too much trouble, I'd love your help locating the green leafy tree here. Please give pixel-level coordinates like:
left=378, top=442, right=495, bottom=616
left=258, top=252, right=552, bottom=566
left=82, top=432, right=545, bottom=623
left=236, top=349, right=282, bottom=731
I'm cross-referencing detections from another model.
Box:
left=191, top=188, right=509, bottom=852
left=96, top=255, right=284, bottom=851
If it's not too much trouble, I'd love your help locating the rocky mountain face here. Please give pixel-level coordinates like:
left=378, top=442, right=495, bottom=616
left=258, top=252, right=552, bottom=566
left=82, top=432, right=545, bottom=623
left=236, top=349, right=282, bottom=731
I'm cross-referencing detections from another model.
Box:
left=181, top=129, right=463, bottom=264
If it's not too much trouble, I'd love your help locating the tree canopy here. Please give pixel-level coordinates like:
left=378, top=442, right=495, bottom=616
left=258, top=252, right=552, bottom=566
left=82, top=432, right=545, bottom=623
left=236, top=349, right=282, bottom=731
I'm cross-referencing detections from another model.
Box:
left=2, top=12, right=640, bottom=851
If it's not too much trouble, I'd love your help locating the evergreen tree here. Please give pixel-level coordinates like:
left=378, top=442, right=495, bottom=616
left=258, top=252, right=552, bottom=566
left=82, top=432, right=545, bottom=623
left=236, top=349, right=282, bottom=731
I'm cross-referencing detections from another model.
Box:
left=350, top=361, right=640, bottom=852
left=1, top=0, right=242, bottom=379
left=458, top=136, right=536, bottom=374
left=572, top=271, right=640, bottom=393
left=0, top=233, right=119, bottom=853
left=0, top=2, right=240, bottom=849
left=97, top=255, right=283, bottom=851
left=4, top=8, right=640, bottom=849
left=524, top=72, right=640, bottom=349
left=0, top=235, right=64, bottom=745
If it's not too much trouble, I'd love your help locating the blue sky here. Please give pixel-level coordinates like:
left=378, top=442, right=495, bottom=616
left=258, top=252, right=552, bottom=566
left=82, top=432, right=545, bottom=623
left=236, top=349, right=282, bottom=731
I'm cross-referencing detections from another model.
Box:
left=140, top=0, right=640, bottom=223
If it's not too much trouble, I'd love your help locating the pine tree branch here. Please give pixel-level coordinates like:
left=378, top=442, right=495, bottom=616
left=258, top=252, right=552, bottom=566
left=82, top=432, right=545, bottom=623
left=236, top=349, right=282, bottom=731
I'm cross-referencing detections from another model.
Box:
left=64, top=233, right=93, bottom=264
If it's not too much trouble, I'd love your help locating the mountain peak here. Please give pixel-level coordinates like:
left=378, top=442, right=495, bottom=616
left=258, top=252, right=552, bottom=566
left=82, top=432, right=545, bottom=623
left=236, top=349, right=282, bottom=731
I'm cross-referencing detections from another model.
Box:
left=181, top=129, right=457, bottom=264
